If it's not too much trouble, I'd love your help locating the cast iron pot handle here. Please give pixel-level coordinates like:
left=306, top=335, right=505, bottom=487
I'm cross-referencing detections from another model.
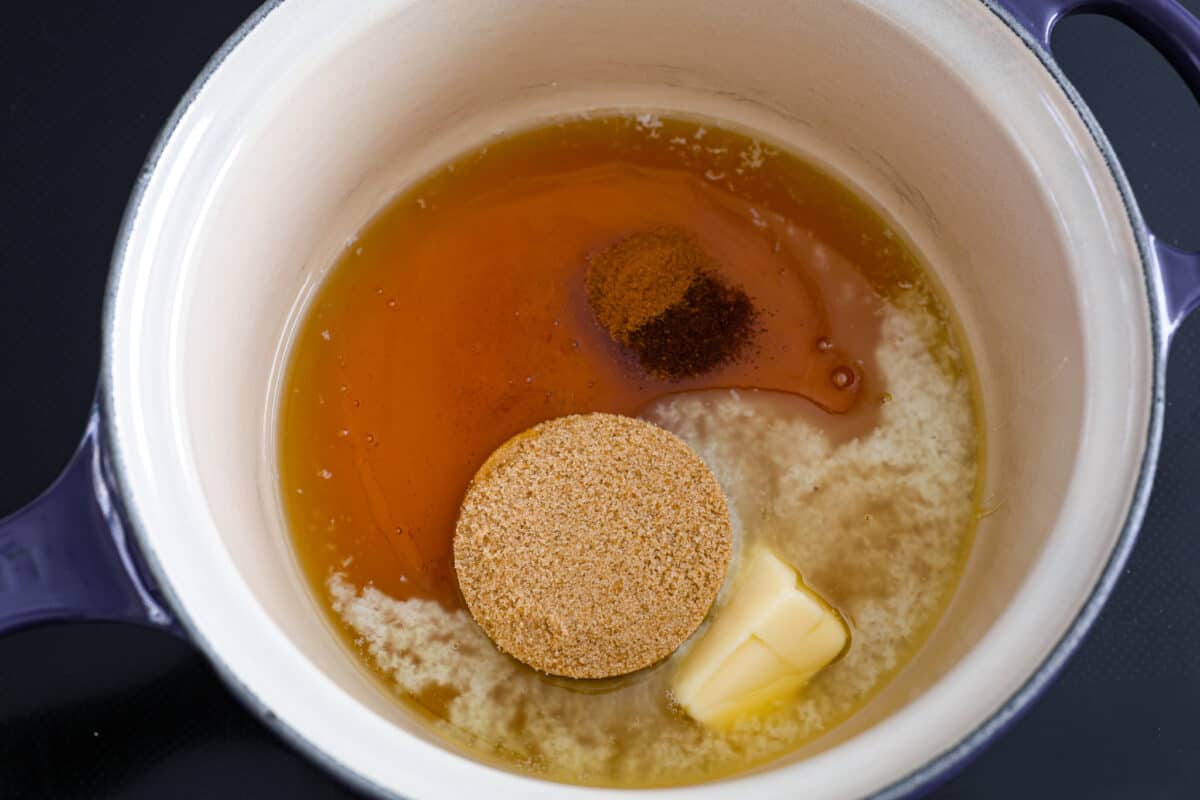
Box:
left=996, top=0, right=1200, bottom=335
left=0, top=406, right=176, bottom=635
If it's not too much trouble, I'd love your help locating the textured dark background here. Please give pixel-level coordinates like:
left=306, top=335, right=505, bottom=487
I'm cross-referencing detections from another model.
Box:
left=1, top=2, right=1198, bottom=798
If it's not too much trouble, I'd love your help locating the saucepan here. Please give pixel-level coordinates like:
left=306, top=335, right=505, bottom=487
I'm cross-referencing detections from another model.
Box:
left=2, top=0, right=1198, bottom=797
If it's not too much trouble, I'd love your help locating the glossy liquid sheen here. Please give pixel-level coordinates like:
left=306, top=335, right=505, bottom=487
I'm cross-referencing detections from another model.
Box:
left=279, top=114, right=980, bottom=786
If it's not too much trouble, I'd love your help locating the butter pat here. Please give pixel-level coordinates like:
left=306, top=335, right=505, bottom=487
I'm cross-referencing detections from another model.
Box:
left=670, top=547, right=848, bottom=727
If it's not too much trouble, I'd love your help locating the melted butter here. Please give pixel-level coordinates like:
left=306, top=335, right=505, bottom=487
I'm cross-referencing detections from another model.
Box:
left=278, top=113, right=980, bottom=787
left=280, top=114, right=937, bottom=607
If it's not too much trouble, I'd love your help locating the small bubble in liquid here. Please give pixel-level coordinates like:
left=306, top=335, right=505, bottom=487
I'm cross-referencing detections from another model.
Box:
left=352, top=399, right=361, bottom=408
left=881, top=392, right=893, bottom=404
left=816, top=336, right=834, bottom=352
left=387, top=298, right=397, bottom=309
left=375, top=287, right=384, bottom=296
left=365, top=433, right=375, bottom=444
left=831, top=366, right=856, bottom=390
left=525, top=376, right=533, bottom=384
left=552, top=319, right=561, bottom=327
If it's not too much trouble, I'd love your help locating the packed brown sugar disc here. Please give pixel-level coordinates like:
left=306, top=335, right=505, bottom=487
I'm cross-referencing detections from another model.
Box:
left=454, top=413, right=733, bottom=679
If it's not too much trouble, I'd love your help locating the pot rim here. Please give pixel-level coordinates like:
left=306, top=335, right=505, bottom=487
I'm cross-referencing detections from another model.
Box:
left=96, top=1, right=1168, bottom=798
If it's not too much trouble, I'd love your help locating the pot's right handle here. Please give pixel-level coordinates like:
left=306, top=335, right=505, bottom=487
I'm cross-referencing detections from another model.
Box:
left=996, top=0, right=1200, bottom=336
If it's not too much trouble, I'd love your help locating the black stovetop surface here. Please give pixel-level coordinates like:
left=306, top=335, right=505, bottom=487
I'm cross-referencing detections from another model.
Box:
left=2, top=3, right=1198, bottom=797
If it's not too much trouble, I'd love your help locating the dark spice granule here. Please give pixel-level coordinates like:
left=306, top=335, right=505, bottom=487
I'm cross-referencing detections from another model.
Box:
left=585, top=228, right=757, bottom=380
left=626, top=274, right=756, bottom=379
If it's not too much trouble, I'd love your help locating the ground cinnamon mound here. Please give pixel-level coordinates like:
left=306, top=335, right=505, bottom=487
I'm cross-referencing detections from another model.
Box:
left=453, top=413, right=732, bottom=679
left=586, top=228, right=757, bottom=379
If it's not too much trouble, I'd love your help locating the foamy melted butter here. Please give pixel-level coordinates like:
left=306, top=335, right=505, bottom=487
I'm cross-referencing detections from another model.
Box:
left=329, top=299, right=978, bottom=787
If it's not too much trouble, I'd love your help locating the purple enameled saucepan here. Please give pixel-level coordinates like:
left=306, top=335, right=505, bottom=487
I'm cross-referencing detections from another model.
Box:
left=2, top=1, right=1198, bottom=797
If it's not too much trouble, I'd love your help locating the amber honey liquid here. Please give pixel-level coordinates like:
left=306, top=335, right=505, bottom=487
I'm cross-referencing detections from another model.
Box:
left=281, top=115, right=940, bottom=607
left=279, top=114, right=977, bottom=786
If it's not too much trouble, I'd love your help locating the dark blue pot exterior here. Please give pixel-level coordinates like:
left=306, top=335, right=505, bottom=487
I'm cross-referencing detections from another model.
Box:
left=0, top=0, right=1197, bottom=797
left=883, top=2, right=1200, bottom=796
left=999, top=0, right=1200, bottom=333
left=0, top=408, right=176, bottom=636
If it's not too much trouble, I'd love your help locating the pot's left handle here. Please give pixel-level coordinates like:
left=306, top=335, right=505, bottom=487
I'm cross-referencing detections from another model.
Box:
left=995, top=0, right=1200, bottom=336
left=0, top=406, right=178, bottom=635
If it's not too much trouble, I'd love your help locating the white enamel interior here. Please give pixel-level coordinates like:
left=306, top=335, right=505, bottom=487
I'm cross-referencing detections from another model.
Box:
left=105, top=0, right=1155, bottom=797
